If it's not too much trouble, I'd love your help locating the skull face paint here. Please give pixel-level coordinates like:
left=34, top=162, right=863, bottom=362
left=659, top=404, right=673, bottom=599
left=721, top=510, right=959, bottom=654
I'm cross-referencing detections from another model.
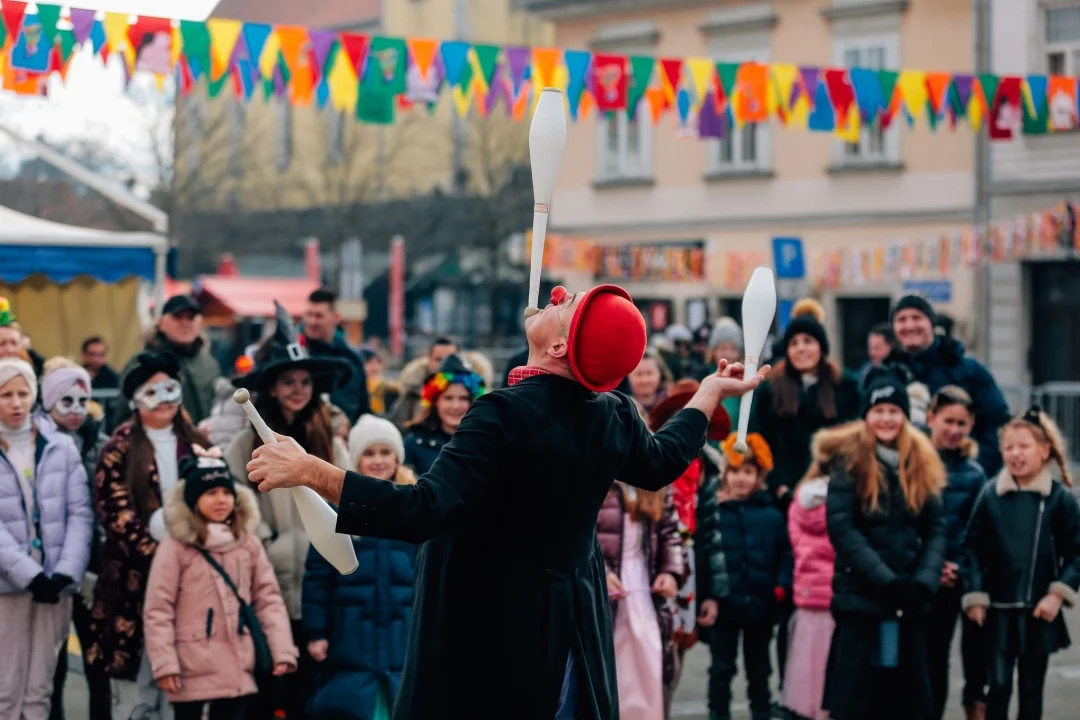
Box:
left=133, top=379, right=183, bottom=411
left=53, top=385, right=90, bottom=419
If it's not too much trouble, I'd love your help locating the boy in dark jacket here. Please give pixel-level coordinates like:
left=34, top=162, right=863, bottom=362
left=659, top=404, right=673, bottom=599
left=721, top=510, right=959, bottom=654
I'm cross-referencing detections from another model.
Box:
left=698, top=433, right=792, bottom=720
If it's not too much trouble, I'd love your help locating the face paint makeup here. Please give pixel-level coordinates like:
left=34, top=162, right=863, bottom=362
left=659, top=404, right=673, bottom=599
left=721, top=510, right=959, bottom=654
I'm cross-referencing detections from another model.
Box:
left=54, top=386, right=90, bottom=418
left=133, top=379, right=183, bottom=411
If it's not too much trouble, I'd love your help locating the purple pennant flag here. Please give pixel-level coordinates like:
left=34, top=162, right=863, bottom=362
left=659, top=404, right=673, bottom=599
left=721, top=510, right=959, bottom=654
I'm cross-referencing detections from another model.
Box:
left=505, top=46, right=530, bottom=95
left=228, top=34, right=248, bottom=68
left=698, top=92, right=726, bottom=138
left=70, top=8, right=97, bottom=45
left=308, top=30, right=337, bottom=74
left=273, top=64, right=287, bottom=99
left=952, top=74, right=974, bottom=107
left=797, top=66, right=820, bottom=107
left=486, top=60, right=510, bottom=114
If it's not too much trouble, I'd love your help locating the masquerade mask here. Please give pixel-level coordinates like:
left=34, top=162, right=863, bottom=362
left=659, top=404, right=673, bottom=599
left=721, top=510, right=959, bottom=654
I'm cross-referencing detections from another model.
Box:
left=54, top=386, right=90, bottom=419
left=133, top=379, right=182, bottom=411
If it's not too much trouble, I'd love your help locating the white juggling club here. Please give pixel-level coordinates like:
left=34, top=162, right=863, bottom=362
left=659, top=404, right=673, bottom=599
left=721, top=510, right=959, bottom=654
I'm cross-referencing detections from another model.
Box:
left=733, top=267, right=778, bottom=454
left=233, top=388, right=359, bottom=575
left=524, top=88, right=568, bottom=318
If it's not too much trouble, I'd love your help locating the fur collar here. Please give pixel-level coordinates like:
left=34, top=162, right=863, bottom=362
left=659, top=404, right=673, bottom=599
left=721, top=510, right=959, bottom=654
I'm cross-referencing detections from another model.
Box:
left=399, top=351, right=495, bottom=389
left=162, top=480, right=261, bottom=546
left=994, top=467, right=1053, bottom=497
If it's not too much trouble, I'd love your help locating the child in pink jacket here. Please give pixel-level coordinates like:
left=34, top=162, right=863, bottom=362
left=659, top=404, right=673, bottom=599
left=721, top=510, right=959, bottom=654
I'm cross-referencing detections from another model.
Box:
left=783, top=472, right=835, bottom=720
left=144, top=456, right=297, bottom=720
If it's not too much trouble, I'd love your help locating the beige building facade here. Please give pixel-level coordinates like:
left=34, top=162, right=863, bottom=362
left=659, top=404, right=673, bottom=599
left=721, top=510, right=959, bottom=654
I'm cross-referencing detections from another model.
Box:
left=526, top=0, right=978, bottom=367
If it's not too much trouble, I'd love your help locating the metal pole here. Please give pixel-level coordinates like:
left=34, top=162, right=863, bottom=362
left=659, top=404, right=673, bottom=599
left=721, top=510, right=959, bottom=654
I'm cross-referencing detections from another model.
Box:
left=974, top=0, right=992, bottom=364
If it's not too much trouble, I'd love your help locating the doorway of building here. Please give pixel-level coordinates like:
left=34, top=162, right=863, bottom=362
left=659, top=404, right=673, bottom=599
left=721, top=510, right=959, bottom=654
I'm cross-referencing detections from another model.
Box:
left=1031, top=261, right=1080, bottom=384
left=837, top=297, right=892, bottom=372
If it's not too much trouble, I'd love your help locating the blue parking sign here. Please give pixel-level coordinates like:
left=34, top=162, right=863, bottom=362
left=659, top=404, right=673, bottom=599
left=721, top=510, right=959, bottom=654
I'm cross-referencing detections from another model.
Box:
left=772, top=237, right=805, bottom=280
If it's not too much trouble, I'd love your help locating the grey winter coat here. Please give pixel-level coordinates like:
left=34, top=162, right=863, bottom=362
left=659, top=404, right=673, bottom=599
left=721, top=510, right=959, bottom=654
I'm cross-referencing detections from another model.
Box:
left=0, top=415, right=94, bottom=594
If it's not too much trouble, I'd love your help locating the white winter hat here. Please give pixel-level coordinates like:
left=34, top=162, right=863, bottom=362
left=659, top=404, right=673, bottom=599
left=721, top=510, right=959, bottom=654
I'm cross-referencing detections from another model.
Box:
left=348, top=414, right=406, bottom=468
left=709, top=317, right=743, bottom=350
left=0, top=358, right=37, bottom=405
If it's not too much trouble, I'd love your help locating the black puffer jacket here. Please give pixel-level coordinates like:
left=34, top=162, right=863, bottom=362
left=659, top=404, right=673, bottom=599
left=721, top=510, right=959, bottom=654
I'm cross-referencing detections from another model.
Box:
left=938, top=441, right=988, bottom=566
left=822, top=424, right=946, bottom=618
left=963, top=468, right=1080, bottom=611
left=713, top=491, right=793, bottom=620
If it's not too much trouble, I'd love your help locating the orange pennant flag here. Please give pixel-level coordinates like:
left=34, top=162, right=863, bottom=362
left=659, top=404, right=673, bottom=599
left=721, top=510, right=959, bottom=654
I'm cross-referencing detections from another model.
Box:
left=578, top=90, right=594, bottom=120
left=735, top=62, right=769, bottom=123
left=532, top=47, right=559, bottom=90
left=275, top=26, right=309, bottom=75
left=511, top=81, right=531, bottom=121
left=925, top=71, right=952, bottom=117
left=645, top=86, right=666, bottom=124
left=408, top=37, right=438, bottom=80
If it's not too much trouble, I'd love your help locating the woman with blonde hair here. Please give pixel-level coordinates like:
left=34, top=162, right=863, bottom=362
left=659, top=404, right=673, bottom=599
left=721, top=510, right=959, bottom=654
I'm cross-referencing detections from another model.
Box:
left=304, top=414, right=418, bottom=720
left=822, top=366, right=947, bottom=720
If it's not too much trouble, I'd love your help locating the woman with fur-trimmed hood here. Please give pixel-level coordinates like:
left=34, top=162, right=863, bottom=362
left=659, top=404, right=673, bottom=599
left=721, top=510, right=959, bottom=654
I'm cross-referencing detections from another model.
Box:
left=143, top=456, right=297, bottom=719
left=821, top=367, right=946, bottom=720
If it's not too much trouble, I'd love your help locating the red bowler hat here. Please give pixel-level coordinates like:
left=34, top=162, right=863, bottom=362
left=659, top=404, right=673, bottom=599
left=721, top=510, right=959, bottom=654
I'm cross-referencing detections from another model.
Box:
left=648, top=378, right=732, bottom=441
left=566, top=284, right=647, bottom=392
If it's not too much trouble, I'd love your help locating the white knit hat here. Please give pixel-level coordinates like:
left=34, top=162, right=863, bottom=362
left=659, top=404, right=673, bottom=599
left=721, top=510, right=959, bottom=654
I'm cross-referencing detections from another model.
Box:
left=709, top=317, right=743, bottom=350
left=348, top=414, right=406, bottom=468
left=0, top=358, right=37, bottom=405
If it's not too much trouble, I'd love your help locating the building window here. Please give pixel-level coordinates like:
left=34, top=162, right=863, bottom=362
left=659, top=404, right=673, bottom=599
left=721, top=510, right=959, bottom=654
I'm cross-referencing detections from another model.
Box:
left=227, top=99, right=246, bottom=177
left=834, top=34, right=900, bottom=166
left=1046, top=5, right=1080, bottom=75
left=708, top=50, right=771, bottom=175
left=275, top=100, right=293, bottom=173
left=327, top=110, right=345, bottom=167
left=596, top=100, right=653, bottom=182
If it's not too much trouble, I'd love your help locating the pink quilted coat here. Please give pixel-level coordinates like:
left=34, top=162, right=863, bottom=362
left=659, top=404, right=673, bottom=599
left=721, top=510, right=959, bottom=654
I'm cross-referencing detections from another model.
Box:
left=143, top=482, right=298, bottom=703
left=788, top=478, right=835, bottom=610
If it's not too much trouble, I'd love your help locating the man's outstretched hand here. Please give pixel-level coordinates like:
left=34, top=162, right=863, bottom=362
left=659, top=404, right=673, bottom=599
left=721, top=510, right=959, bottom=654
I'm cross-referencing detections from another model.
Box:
left=703, top=359, right=770, bottom=400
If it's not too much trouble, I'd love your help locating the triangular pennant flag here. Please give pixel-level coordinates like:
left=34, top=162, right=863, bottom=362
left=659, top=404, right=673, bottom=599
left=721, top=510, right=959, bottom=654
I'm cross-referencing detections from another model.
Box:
left=327, top=46, right=359, bottom=112
left=716, top=62, right=739, bottom=110
left=685, top=57, right=714, bottom=104
left=69, top=8, right=96, bottom=45
left=207, top=19, right=243, bottom=81
left=897, top=70, right=927, bottom=126
left=511, top=80, right=530, bottom=121
left=35, top=3, right=61, bottom=46
left=878, top=70, right=899, bottom=127
left=798, top=66, right=820, bottom=106
left=1023, top=74, right=1049, bottom=135
left=807, top=80, right=835, bottom=131
left=849, top=67, right=884, bottom=122
left=771, top=63, right=798, bottom=116
left=644, top=86, right=666, bottom=124
left=450, top=83, right=472, bottom=118
left=564, top=49, right=591, bottom=120
left=408, top=37, right=438, bottom=79
left=836, top=105, right=861, bottom=143
left=968, top=76, right=988, bottom=132
left=315, top=74, right=330, bottom=109
left=485, top=59, right=509, bottom=114
left=532, top=47, right=559, bottom=89
left=275, top=26, right=309, bottom=77
left=440, top=40, right=470, bottom=87
left=89, top=19, right=106, bottom=58
left=925, top=72, right=952, bottom=118
left=308, top=29, right=338, bottom=77
left=242, top=23, right=272, bottom=76
left=0, top=12, right=9, bottom=50
left=340, top=32, right=369, bottom=75
left=103, top=12, right=131, bottom=65
left=505, top=46, right=530, bottom=95
left=978, top=73, right=1001, bottom=113
left=473, top=44, right=500, bottom=87
left=208, top=71, right=229, bottom=99
left=659, top=58, right=683, bottom=103
left=676, top=86, right=692, bottom=128
left=952, top=74, right=974, bottom=109
left=180, top=20, right=211, bottom=80
left=824, top=69, right=856, bottom=132
left=626, top=55, right=654, bottom=118
left=57, top=27, right=76, bottom=64
left=1, top=2, right=27, bottom=41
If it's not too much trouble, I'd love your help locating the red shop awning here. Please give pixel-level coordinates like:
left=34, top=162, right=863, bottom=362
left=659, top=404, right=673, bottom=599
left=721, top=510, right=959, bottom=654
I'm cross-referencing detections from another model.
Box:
left=195, top=276, right=319, bottom=318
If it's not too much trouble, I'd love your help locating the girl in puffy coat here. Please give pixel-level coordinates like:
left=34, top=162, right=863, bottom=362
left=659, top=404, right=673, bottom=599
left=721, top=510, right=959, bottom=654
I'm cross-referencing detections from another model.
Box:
left=0, top=358, right=93, bottom=719
left=143, top=456, right=297, bottom=720
left=822, top=367, right=946, bottom=720
left=962, top=409, right=1080, bottom=720
left=924, top=386, right=988, bottom=720
left=782, top=442, right=836, bottom=720
left=303, top=414, right=418, bottom=720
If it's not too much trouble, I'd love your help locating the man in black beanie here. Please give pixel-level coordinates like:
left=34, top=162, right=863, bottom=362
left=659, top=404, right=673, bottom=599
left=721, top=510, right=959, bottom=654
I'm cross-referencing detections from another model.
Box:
left=886, top=293, right=1010, bottom=476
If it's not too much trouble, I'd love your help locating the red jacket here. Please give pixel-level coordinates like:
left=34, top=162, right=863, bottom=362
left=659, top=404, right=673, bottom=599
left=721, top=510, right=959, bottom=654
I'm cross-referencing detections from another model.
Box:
left=788, top=478, right=835, bottom=610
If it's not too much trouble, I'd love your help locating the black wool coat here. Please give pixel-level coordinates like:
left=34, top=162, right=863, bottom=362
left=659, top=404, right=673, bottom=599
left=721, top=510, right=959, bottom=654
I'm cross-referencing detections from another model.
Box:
left=335, top=374, right=709, bottom=720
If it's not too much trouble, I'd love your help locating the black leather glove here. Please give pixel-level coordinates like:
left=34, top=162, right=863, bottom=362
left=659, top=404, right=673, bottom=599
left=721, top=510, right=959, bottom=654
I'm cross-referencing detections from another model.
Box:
left=28, top=572, right=60, bottom=604
left=50, top=574, right=75, bottom=595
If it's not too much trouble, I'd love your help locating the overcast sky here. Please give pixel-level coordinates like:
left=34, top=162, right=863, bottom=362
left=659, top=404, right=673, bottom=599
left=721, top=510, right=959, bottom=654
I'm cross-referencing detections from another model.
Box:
left=0, top=1, right=221, bottom=178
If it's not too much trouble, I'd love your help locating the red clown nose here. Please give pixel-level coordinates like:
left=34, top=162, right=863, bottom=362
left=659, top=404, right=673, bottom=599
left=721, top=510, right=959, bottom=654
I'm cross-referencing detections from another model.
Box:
left=550, top=286, right=568, bottom=306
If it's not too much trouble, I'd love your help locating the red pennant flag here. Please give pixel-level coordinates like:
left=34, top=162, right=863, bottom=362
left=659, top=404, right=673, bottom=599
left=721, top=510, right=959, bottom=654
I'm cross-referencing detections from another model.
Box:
left=823, top=69, right=856, bottom=126
left=592, top=54, right=627, bottom=112
left=340, top=32, right=370, bottom=75
left=659, top=58, right=683, bottom=105
left=1, top=1, right=27, bottom=40
left=989, top=76, right=1023, bottom=140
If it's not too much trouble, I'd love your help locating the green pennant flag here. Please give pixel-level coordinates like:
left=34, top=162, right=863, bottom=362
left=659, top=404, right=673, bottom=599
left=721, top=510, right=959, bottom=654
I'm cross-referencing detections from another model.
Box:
left=57, top=27, right=76, bottom=64
left=1022, top=84, right=1049, bottom=135
left=0, top=12, right=9, bottom=51
left=262, top=77, right=275, bottom=101
left=716, top=62, right=739, bottom=99
left=364, top=36, right=407, bottom=95
left=36, top=3, right=61, bottom=46
left=458, top=57, right=474, bottom=92
left=947, top=82, right=966, bottom=120
left=208, top=72, right=230, bottom=99
left=925, top=100, right=938, bottom=131
left=978, top=73, right=1000, bottom=110
left=473, top=44, right=500, bottom=87
left=356, top=89, right=395, bottom=124
left=626, top=55, right=654, bottom=118
left=180, top=20, right=211, bottom=76
left=278, top=51, right=292, bottom=87
left=878, top=70, right=899, bottom=108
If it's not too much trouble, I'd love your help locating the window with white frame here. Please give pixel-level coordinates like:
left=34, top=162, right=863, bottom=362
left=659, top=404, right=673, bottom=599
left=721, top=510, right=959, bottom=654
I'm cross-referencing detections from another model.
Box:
left=834, top=34, right=900, bottom=165
left=227, top=99, right=246, bottom=177
left=709, top=49, right=771, bottom=174
left=327, top=110, right=345, bottom=167
left=1046, top=5, right=1080, bottom=75
left=275, top=100, right=293, bottom=172
left=595, top=61, right=653, bottom=182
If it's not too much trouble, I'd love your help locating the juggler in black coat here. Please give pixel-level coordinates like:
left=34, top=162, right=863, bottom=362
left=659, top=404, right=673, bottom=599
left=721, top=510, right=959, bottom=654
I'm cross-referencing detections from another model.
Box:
left=334, top=374, right=709, bottom=719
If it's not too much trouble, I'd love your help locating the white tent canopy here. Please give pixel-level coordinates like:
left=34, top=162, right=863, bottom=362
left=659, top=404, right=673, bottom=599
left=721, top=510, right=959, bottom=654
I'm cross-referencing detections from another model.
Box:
left=0, top=204, right=166, bottom=249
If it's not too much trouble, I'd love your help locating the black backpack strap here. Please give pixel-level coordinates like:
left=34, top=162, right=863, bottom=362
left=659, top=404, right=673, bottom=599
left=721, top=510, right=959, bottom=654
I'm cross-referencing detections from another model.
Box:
left=198, top=548, right=248, bottom=632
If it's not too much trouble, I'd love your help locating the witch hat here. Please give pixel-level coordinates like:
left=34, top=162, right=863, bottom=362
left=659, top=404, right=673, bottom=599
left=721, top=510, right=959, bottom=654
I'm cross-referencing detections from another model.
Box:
left=232, top=301, right=351, bottom=392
